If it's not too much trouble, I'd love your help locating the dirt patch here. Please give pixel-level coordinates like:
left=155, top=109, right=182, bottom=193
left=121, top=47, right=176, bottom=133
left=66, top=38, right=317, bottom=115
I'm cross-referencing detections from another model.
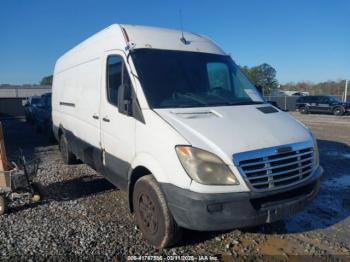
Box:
left=259, top=236, right=292, bottom=255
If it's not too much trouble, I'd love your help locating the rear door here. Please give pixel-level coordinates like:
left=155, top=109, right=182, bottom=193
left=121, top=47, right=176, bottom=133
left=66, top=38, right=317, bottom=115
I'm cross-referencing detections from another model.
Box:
left=308, top=96, right=320, bottom=112
left=100, top=51, right=136, bottom=190
left=317, top=97, right=332, bottom=113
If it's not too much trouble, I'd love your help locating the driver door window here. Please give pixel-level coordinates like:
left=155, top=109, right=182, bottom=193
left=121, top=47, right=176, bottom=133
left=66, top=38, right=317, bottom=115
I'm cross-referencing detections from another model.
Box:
left=106, top=55, right=132, bottom=107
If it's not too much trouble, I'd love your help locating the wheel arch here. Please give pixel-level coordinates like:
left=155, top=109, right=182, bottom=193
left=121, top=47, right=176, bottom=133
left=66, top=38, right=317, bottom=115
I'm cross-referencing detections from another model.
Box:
left=128, top=166, right=152, bottom=213
left=128, top=153, right=168, bottom=213
left=58, top=125, right=64, bottom=138
left=333, top=105, right=345, bottom=115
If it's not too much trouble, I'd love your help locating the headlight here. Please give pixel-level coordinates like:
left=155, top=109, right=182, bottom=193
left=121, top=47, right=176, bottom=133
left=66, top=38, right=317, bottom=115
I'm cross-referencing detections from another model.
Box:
left=175, top=146, right=239, bottom=185
left=310, top=131, right=319, bottom=167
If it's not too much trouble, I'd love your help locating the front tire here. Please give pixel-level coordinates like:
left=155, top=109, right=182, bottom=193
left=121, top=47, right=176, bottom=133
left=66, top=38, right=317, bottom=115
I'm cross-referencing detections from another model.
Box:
left=59, top=134, right=77, bottom=165
left=299, top=106, right=308, bottom=114
left=333, top=107, right=344, bottom=116
left=133, top=175, right=182, bottom=248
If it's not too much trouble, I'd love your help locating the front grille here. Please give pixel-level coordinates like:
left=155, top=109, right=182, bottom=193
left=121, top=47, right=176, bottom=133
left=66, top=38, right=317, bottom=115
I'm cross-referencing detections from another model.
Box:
left=235, top=145, right=314, bottom=191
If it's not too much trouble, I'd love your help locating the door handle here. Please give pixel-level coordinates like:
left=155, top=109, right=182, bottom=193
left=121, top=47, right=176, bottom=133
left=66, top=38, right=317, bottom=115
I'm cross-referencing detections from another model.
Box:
left=92, top=114, right=99, bottom=120
left=102, top=117, right=110, bottom=122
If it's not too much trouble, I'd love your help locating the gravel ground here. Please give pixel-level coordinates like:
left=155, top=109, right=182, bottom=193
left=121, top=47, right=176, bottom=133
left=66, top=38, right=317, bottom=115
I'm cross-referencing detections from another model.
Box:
left=0, top=112, right=350, bottom=261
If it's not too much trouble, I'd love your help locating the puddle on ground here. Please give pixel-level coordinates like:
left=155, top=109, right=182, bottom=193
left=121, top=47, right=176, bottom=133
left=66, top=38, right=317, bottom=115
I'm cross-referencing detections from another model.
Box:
left=322, top=175, right=350, bottom=187
left=286, top=174, right=350, bottom=232
left=325, top=151, right=350, bottom=159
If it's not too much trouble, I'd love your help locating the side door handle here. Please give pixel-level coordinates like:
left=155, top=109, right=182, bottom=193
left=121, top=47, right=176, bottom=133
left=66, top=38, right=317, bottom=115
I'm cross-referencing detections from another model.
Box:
left=102, top=117, right=110, bottom=122
left=92, top=114, right=99, bottom=120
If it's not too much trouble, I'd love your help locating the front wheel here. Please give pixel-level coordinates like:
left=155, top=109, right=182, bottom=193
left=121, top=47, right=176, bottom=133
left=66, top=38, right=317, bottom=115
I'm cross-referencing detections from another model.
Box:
left=133, top=175, right=182, bottom=248
left=333, top=107, right=344, bottom=116
left=299, top=106, right=308, bottom=114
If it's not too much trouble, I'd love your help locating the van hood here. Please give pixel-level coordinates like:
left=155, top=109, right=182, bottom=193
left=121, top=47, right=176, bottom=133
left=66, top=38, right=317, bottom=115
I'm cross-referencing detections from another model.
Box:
left=155, top=105, right=311, bottom=163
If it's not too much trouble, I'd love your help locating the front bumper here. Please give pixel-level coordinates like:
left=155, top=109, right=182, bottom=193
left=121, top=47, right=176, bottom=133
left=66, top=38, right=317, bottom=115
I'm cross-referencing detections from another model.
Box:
left=161, top=166, right=323, bottom=231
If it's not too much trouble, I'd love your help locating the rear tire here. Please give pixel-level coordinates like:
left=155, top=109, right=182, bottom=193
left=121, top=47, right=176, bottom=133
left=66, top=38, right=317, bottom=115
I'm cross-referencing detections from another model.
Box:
left=333, top=107, right=344, bottom=116
left=300, top=106, right=308, bottom=114
left=0, top=196, right=7, bottom=215
left=133, top=175, right=183, bottom=248
left=59, top=134, right=77, bottom=165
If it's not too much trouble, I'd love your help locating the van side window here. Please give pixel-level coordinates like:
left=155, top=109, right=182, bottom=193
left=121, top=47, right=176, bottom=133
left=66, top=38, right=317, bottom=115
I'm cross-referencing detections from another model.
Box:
left=107, top=56, right=122, bottom=106
left=106, top=55, right=133, bottom=107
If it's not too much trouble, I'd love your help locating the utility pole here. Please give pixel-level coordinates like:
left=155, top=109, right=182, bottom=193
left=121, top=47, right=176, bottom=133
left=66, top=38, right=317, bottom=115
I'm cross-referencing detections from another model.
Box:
left=344, top=80, right=348, bottom=102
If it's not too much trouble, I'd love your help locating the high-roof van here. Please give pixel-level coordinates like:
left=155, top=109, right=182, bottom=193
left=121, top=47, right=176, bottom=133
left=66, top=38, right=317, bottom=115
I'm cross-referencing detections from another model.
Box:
left=52, top=24, right=323, bottom=248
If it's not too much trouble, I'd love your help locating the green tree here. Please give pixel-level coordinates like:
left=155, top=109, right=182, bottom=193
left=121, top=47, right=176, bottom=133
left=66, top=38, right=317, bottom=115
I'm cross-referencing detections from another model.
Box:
left=241, top=63, right=278, bottom=95
left=40, top=75, right=53, bottom=85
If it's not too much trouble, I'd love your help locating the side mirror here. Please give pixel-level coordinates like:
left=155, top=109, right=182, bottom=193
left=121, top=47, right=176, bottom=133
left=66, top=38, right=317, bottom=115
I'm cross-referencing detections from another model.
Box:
left=118, top=83, right=132, bottom=116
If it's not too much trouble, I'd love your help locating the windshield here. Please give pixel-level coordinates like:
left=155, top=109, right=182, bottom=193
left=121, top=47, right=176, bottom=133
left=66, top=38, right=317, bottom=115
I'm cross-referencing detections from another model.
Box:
left=32, top=98, right=40, bottom=104
left=39, top=94, right=52, bottom=107
left=131, top=49, right=264, bottom=108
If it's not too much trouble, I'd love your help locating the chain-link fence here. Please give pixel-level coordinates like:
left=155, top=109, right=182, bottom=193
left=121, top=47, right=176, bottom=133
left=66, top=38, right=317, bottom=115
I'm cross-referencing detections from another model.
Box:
left=265, top=95, right=350, bottom=111
left=0, top=86, right=51, bottom=98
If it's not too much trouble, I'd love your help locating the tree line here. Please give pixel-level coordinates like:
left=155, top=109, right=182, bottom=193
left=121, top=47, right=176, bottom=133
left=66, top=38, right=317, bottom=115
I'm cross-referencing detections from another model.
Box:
left=39, top=66, right=346, bottom=97
left=280, top=80, right=347, bottom=96
left=40, top=75, right=53, bottom=86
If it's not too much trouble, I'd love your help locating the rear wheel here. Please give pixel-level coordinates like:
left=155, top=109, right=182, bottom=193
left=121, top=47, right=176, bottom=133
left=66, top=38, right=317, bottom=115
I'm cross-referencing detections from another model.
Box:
left=0, top=196, right=7, bottom=215
left=133, top=175, right=182, bottom=248
left=333, top=107, right=344, bottom=116
left=300, top=106, right=308, bottom=114
left=59, top=134, right=77, bottom=165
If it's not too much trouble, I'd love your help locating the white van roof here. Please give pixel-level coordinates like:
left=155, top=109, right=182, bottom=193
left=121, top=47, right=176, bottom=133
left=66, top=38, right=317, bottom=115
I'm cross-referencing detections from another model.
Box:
left=120, top=24, right=225, bottom=54
left=55, top=24, right=226, bottom=74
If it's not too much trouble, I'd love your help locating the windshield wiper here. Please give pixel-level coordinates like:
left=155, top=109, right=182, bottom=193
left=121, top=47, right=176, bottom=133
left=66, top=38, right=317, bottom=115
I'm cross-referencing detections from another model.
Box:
left=176, top=93, right=207, bottom=105
left=209, top=101, right=265, bottom=106
left=230, top=101, right=265, bottom=105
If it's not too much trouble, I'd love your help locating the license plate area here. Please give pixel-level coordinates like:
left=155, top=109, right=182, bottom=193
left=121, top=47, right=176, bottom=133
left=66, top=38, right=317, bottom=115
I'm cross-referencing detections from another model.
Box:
left=266, top=198, right=307, bottom=223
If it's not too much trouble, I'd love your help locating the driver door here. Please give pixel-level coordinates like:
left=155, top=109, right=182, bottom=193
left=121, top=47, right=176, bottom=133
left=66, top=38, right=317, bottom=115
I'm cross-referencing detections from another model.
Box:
left=100, top=51, right=136, bottom=190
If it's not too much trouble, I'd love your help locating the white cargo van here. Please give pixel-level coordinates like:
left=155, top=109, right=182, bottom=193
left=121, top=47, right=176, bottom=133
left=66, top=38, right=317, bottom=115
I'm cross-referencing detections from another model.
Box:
left=52, top=24, right=322, bottom=247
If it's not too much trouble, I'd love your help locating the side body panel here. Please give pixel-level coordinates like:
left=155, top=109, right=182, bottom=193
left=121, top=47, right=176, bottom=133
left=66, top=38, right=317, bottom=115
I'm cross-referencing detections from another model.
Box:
left=52, top=25, right=127, bottom=171
left=133, top=109, right=192, bottom=189
left=52, top=58, right=102, bottom=169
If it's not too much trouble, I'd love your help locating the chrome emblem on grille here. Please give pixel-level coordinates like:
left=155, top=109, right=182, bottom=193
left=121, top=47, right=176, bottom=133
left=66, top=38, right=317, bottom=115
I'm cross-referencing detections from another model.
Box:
left=276, top=146, right=292, bottom=154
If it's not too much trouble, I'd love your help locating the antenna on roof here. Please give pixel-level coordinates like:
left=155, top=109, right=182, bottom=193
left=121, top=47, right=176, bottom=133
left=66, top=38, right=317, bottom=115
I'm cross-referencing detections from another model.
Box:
left=179, top=9, right=189, bottom=45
